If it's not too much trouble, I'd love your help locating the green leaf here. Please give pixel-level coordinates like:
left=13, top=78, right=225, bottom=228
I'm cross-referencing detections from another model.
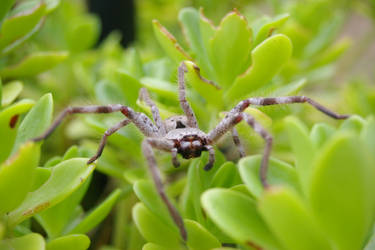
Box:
left=185, top=219, right=221, bottom=249
left=0, top=142, right=40, bottom=215
left=284, top=116, right=316, bottom=195
left=133, top=180, right=178, bottom=232
left=201, top=188, right=281, bottom=249
left=0, top=51, right=69, bottom=78
left=339, top=115, right=366, bottom=134
left=226, top=34, right=292, bottom=102
left=0, top=99, right=34, bottom=162
left=1, top=80, right=23, bottom=107
left=210, top=162, right=241, bottom=188
left=253, top=14, right=289, bottom=47
left=0, top=0, right=15, bottom=26
left=199, top=9, right=216, bottom=66
left=132, top=203, right=181, bottom=248
left=309, top=134, right=375, bottom=250
left=116, top=70, right=143, bottom=107
left=30, top=167, right=51, bottom=191
left=140, top=77, right=177, bottom=100
left=209, top=11, right=252, bottom=88
left=47, top=234, right=90, bottom=250
left=7, top=158, right=95, bottom=227
left=183, top=60, right=223, bottom=107
left=310, top=123, right=335, bottom=148
left=178, top=8, right=214, bottom=79
left=69, top=188, right=121, bottom=234
left=12, top=93, right=53, bottom=154
left=0, top=233, right=45, bottom=250
left=152, top=19, right=191, bottom=63
left=0, top=3, right=46, bottom=55
left=35, top=170, right=91, bottom=238
left=258, top=187, right=331, bottom=250
left=66, top=15, right=99, bottom=52
left=95, top=80, right=126, bottom=105
left=238, top=155, right=299, bottom=198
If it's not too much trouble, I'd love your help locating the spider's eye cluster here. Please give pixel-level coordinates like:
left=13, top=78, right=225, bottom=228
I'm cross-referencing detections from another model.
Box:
left=164, top=115, right=189, bottom=132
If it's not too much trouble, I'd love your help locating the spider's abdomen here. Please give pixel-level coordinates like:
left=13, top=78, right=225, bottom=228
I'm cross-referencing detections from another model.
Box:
left=166, top=128, right=208, bottom=159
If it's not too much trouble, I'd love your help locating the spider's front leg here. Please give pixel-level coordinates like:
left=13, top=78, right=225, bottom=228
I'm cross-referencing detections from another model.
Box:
left=32, top=104, right=160, bottom=163
left=142, top=138, right=187, bottom=241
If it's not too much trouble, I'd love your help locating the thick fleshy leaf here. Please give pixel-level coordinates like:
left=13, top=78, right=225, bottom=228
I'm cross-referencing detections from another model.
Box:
left=201, top=188, right=281, bottom=249
left=226, top=34, right=292, bottom=102
left=116, top=69, right=143, bottom=107
left=142, top=243, right=176, bottom=250
left=8, top=158, right=95, bottom=226
left=1, top=80, right=23, bottom=107
left=133, top=180, right=178, bottom=232
left=238, top=155, right=299, bottom=198
left=284, top=116, right=316, bottom=194
left=258, top=187, right=331, bottom=250
left=181, top=151, right=225, bottom=224
left=309, top=123, right=335, bottom=148
left=152, top=20, right=191, bottom=63
left=31, top=167, right=51, bottom=191
left=12, top=93, right=53, bottom=154
left=178, top=8, right=214, bottom=79
left=209, top=11, right=252, bottom=88
left=0, top=142, right=40, bottom=215
left=365, top=227, right=375, bottom=250
left=0, top=0, right=15, bottom=25
left=0, top=3, right=46, bottom=55
left=132, top=203, right=181, bottom=248
left=339, top=115, right=365, bottom=134
left=0, top=51, right=68, bottom=78
left=35, top=170, right=91, bottom=238
left=185, top=219, right=221, bottom=249
left=140, top=77, right=177, bottom=100
left=69, top=188, right=121, bottom=234
left=210, top=162, right=241, bottom=188
left=95, top=80, right=126, bottom=105
left=309, top=134, right=375, bottom=250
left=0, top=233, right=45, bottom=250
left=183, top=60, right=222, bottom=107
left=0, top=99, right=34, bottom=162
left=46, top=234, right=90, bottom=250
left=253, top=14, right=289, bottom=47
left=199, top=9, right=216, bottom=62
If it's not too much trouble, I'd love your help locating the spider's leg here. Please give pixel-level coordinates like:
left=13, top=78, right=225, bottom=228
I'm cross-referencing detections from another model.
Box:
left=178, top=62, right=198, bottom=128
left=208, top=111, right=272, bottom=187
left=241, top=113, right=273, bottom=188
left=231, top=127, right=245, bottom=158
left=234, top=96, right=349, bottom=119
left=203, top=145, right=215, bottom=171
left=87, top=119, right=131, bottom=164
left=171, top=148, right=180, bottom=167
left=139, top=88, right=166, bottom=135
left=142, top=138, right=187, bottom=241
left=32, top=104, right=159, bottom=142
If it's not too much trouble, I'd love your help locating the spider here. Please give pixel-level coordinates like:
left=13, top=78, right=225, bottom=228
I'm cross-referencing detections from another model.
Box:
left=33, top=62, right=349, bottom=241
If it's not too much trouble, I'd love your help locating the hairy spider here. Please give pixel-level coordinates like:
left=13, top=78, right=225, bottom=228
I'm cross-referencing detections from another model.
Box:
left=33, top=62, right=349, bottom=241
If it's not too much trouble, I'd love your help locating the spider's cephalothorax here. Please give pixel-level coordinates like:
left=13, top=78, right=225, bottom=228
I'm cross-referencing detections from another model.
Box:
left=33, top=61, right=350, bottom=242
left=166, top=126, right=208, bottom=159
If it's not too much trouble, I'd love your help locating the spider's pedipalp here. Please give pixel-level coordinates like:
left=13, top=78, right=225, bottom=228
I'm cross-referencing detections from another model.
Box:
left=204, top=145, right=215, bottom=171
left=231, top=127, right=245, bottom=158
